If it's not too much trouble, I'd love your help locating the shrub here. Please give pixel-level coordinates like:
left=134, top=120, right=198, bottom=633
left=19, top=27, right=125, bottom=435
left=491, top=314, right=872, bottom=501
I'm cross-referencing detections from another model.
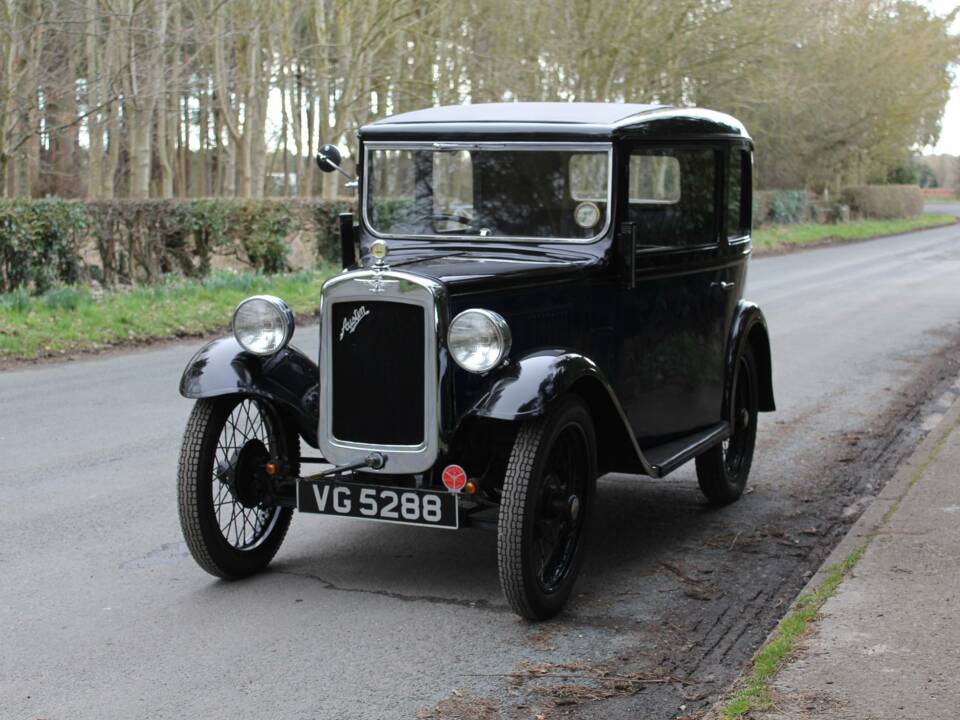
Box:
left=840, top=185, right=924, bottom=219
left=306, top=198, right=356, bottom=261
left=86, top=197, right=356, bottom=284
left=754, top=190, right=809, bottom=226
left=0, top=199, right=87, bottom=293
left=43, top=285, right=89, bottom=311
left=224, top=200, right=294, bottom=273
left=0, top=287, right=31, bottom=313
left=0, top=197, right=358, bottom=291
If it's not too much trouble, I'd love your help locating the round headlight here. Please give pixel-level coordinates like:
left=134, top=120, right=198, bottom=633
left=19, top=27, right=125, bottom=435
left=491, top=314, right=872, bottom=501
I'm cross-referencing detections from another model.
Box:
left=232, top=295, right=294, bottom=356
left=447, top=309, right=511, bottom=373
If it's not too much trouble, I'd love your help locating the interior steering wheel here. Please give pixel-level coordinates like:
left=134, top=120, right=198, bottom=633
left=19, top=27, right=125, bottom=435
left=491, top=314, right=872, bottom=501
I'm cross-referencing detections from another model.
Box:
left=418, top=212, right=477, bottom=234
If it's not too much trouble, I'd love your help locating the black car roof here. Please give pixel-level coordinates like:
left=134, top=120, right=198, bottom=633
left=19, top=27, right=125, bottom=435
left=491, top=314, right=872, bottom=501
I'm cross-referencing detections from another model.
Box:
left=359, top=102, right=750, bottom=142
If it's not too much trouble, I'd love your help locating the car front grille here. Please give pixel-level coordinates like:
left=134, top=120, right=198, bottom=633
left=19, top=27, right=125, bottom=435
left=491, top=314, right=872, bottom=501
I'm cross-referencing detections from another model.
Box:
left=330, top=300, right=425, bottom=445
left=318, top=270, right=442, bottom=475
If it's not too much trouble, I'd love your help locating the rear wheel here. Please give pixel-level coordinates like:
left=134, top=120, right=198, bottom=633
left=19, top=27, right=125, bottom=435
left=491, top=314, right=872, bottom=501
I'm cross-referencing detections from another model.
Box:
left=696, top=346, right=759, bottom=505
left=497, top=396, right=598, bottom=620
left=178, top=396, right=298, bottom=579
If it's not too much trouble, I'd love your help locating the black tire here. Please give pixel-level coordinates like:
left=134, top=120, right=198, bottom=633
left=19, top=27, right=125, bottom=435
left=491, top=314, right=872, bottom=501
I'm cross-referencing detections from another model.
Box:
left=177, top=396, right=298, bottom=579
left=497, top=396, right=598, bottom=620
left=696, top=345, right=759, bottom=505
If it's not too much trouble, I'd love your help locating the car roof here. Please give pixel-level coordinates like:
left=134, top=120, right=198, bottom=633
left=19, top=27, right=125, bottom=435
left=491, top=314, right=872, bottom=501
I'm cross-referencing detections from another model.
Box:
left=359, top=102, right=750, bottom=142
left=370, top=102, right=665, bottom=126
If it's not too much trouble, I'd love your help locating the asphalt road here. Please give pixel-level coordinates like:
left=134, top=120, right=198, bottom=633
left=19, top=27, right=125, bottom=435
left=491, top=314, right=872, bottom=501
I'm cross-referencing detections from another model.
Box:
left=2, top=206, right=960, bottom=720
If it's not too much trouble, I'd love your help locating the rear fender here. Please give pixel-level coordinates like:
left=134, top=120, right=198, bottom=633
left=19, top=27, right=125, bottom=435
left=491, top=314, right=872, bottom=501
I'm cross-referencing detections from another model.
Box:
left=726, top=301, right=775, bottom=417
left=179, top=337, right=320, bottom=448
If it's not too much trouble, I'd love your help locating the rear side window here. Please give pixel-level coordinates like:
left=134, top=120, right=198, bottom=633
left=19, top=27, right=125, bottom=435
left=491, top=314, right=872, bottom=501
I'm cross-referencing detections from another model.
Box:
left=627, top=148, right=717, bottom=247
left=629, top=155, right=681, bottom=204
left=727, top=148, right=751, bottom=239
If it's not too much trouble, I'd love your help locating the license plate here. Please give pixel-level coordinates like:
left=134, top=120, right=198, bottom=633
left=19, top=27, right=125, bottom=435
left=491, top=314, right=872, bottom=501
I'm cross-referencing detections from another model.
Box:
left=297, top=479, right=459, bottom=529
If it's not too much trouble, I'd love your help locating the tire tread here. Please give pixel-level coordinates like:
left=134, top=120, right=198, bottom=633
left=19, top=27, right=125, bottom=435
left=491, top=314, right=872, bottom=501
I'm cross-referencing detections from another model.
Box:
left=497, top=417, right=546, bottom=619
left=177, top=397, right=295, bottom=579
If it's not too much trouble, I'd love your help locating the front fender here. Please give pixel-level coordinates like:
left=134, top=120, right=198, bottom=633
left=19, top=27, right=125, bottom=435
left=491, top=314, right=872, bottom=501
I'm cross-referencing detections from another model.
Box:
left=470, top=349, right=655, bottom=476
left=179, top=337, right=320, bottom=447
left=726, top=301, right=775, bottom=415
left=470, top=349, right=602, bottom=421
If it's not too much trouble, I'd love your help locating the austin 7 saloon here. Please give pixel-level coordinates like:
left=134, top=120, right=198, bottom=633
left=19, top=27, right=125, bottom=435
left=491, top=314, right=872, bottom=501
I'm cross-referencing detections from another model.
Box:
left=177, top=102, right=775, bottom=620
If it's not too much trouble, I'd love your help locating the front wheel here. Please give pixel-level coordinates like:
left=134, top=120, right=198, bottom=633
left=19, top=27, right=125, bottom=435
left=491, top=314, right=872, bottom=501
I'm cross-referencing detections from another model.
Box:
left=696, top=345, right=759, bottom=505
left=177, top=396, right=297, bottom=579
left=497, top=396, right=598, bottom=620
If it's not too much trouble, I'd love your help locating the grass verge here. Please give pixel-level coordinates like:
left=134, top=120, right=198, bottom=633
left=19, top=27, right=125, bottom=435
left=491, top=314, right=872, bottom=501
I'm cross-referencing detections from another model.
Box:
left=721, top=416, right=959, bottom=719
left=0, top=268, right=335, bottom=361
left=753, top=213, right=956, bottom=252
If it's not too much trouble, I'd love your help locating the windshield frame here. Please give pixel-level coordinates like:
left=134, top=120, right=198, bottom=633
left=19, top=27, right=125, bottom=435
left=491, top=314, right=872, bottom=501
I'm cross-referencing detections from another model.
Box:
left=361, top=140, right=614, bottom=244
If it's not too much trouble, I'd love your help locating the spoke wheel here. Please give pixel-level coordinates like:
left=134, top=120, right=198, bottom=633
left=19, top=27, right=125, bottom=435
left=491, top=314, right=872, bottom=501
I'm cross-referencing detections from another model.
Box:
left=696, top=346, right=759, bottom=506
left=498, top=396, right=597, bottom=620
left=178, top=396, right=298, bottom=579
left=212, top=401, right=282, bottom=550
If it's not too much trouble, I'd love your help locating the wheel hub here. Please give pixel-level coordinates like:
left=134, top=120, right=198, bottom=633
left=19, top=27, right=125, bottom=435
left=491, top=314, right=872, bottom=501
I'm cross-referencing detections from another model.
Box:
left=232, top=439, right=270, bottom=509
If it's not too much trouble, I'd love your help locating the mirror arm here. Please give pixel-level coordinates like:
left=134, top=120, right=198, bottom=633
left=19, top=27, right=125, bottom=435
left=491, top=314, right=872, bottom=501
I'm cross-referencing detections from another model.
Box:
left=330, top=164, right=353, bottom=181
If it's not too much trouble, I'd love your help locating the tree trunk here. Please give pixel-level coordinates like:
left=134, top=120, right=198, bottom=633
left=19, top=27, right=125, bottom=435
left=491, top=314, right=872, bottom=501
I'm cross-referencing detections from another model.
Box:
left=127, top=104, right=153, bottom=199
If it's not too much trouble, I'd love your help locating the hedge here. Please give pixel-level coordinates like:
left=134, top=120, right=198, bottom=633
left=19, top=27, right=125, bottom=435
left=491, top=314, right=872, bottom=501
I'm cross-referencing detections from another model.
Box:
left=754, top=190, right=810, bottom=226
left=840, top=185, right=924, bottom=219
left=0, top=198, right=355, bottom=293
left=0, top=199, right=88, bottom=293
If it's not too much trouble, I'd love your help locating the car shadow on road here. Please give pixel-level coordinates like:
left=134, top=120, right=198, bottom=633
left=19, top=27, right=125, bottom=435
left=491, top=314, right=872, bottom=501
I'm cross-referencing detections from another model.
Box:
left=251, top=470, right=730, bottom=617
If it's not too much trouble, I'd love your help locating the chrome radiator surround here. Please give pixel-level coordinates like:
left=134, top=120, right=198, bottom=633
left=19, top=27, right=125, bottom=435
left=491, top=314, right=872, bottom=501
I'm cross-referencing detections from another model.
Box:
left=317, top=269, right=445, bottom=474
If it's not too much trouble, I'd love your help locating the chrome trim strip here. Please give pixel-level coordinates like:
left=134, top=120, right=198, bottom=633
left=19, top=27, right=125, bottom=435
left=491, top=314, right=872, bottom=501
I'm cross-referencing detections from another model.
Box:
left=361, top=141, right=614, bottom=245
left=318, top=269, right=445, bottom=475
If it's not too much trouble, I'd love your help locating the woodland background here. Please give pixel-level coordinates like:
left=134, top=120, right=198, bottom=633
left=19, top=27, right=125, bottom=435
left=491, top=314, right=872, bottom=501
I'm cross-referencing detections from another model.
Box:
left=1, top=0, right=958, bottom=202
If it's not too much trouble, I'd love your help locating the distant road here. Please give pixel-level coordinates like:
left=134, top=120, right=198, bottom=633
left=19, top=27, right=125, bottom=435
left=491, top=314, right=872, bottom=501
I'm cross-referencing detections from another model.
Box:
left=2, top=205, right=959, bottom=719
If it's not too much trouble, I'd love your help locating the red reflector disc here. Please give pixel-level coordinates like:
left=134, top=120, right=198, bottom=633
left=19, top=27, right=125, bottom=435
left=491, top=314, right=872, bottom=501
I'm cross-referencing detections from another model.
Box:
left=442, top=464, right=467, bottom=492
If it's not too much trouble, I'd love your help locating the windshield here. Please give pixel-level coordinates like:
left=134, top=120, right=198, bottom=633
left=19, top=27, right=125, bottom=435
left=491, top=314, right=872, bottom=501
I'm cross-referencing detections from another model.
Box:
left=363, top=143, right=611, bottom=241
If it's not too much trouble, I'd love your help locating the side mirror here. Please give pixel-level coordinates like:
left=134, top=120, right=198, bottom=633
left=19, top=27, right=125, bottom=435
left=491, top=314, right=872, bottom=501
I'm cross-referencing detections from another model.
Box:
left=316, top=144, right=342, bottom=173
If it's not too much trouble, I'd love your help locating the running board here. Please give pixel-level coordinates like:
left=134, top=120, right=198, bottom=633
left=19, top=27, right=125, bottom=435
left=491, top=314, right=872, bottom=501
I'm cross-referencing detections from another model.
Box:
left=644, top=422, right=731, bottom=478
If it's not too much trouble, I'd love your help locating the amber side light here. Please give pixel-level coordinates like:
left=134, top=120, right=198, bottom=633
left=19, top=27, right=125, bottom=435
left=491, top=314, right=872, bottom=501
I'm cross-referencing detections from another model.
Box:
left=264, top=463, right=277, bottom=477
left=464, top=481, right=477, bottom=495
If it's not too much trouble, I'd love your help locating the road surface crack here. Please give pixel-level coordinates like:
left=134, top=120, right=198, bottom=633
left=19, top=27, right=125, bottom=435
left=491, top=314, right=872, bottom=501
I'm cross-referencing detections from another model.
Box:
left=271, top=568, right=509, bottom=611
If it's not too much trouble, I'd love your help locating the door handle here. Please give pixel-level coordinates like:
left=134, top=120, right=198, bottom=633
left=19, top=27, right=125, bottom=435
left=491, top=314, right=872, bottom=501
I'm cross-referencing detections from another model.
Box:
left=711, top=280, right=736, bottom=291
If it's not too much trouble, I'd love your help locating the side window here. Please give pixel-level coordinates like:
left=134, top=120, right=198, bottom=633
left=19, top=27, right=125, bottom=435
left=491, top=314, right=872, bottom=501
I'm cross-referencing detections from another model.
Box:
left=627, top=148, right=717, bottom=248
left=727, top=148, right=750, bottom=239
left=629, top=155, right=681, bottom=204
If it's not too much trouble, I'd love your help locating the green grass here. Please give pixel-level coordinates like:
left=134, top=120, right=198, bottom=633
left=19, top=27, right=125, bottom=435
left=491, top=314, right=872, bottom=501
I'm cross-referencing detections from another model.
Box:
left=0, top=268, right=335, bottom=361
left=721, top=548, right=864, bottom=718
left=721, top=416, right=960, bottom=719
left=753, top=213, right=956, bottom=251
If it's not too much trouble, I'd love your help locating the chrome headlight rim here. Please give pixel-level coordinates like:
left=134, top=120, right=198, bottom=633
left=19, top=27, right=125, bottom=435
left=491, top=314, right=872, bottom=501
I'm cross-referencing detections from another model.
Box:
left=447, top=308, right=512, bottom=373
left=232, top=295, right=295, bottom=357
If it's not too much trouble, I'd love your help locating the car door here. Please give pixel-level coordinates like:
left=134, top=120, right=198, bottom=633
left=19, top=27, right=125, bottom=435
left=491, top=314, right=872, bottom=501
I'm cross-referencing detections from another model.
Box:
left=615, top=143, right=730, bottom=444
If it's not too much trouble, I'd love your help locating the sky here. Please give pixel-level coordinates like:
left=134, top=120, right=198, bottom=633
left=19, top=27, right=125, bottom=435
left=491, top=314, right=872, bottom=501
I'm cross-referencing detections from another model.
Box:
left=924, top=0, right=960, bottom=155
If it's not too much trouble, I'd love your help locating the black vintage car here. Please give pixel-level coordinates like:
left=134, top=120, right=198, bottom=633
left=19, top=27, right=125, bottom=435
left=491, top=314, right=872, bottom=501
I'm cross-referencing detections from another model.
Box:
left=177, top=102, right=775, bottom=620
